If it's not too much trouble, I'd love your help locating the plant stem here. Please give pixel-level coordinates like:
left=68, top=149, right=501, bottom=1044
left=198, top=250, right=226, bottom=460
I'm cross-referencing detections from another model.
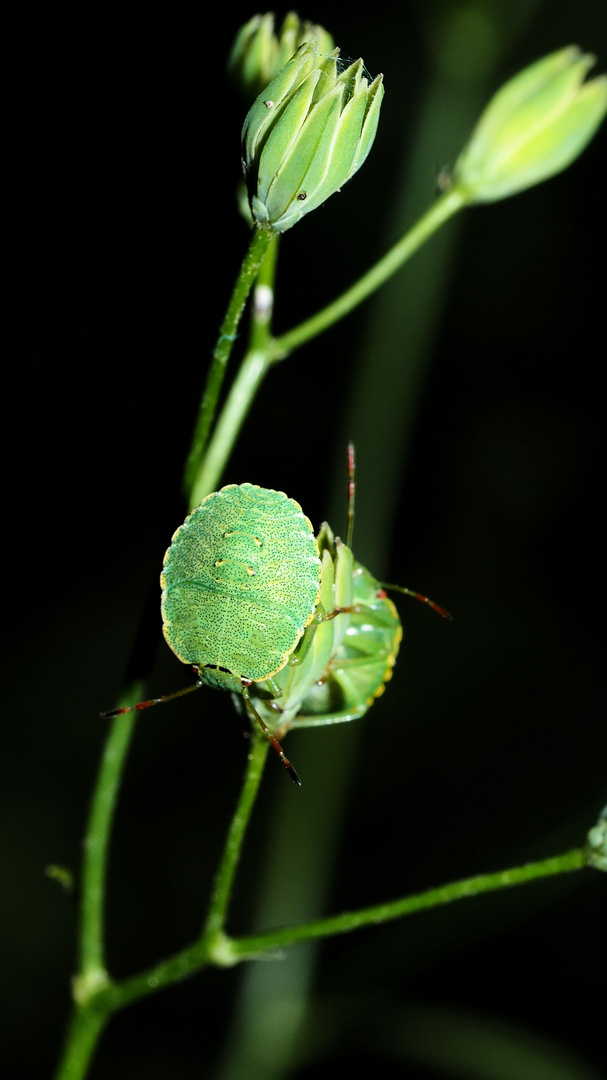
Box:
left=189, top=348, right=271, bottom=507
left=56, top=186, right=477, bottom=1080
left=248, top=230, right=279, bottom=354
left=186, top=189, right=470, bottom=506
left=60, top=843, right=589, bottom=1043
left=53, top=684, right=143, bottom=1080
left=201, top=731, right=270, bottom=943
left=271, top=185, right=469, bottom=360
left=79, top=687, right=142, bottom=983
left=228, top=847, right=588, bottom=957
left=54, top=733, right=270, bottom=1076
left=53, top=1006, right=108, bottom=1080
left=183, top=226, right=276, bottom=501
left=82, top=735, right=270, bottom=1015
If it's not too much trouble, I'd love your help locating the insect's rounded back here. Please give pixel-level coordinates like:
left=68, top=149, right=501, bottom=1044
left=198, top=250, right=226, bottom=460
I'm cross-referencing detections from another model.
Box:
left=161, top=484, right=321, bottom=684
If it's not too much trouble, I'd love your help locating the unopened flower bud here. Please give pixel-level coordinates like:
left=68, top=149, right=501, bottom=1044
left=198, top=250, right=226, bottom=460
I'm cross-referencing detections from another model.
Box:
left=241, top=40, right=384, bottom=233
left=453, top=46, right=607, bottom=202
left=228, top=11, right=334, bottom=103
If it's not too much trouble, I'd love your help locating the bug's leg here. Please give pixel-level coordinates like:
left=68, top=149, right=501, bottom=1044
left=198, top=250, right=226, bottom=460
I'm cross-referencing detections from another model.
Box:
left=263, top=675, right=283, bottom=699
left=101, top=672, right=203, bottom=717
left=242, top=683, right=301, bottom=786
left=319, top=602, right=358, bottom=623
left=290, top=704, right=367, bottom=728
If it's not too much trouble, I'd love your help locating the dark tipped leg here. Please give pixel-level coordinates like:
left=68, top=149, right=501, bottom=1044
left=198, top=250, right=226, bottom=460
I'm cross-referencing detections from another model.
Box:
left=101, top=676, right=203, bottom=718
left=242, top=684, right=301, bottom=786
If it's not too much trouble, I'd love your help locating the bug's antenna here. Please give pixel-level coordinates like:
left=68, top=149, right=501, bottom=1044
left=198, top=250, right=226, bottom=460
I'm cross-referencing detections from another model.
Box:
left=243, top=686, right=301, bottom=786
left=100, top=677, right=203, bottom=718
left=345, top=441, right=356, bottom=549
left=380, top=583, right=452, bottom=620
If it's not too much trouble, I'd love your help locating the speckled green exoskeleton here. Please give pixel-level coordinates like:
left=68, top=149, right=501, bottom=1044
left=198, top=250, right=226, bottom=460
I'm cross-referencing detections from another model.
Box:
left=103, top=457, right=448, bottom=785
left=160, top=484, right=322, bottom=696
left=160, top=483, right=324, bottom=783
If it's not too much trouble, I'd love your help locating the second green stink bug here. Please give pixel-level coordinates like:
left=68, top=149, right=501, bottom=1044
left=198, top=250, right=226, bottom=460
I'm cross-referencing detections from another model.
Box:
left=245, top=446, right=449, bottom=740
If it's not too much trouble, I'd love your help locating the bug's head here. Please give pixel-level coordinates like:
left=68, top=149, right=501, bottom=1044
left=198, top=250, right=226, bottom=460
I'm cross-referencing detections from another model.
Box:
left=195, top=665, right=248, bottom=695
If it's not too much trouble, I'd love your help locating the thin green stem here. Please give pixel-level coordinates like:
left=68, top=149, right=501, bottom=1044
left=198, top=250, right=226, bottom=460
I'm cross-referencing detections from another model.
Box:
left=53, top=1006, right=109, bottom=1080
left=201, top=732, right=270, bottom=942
left=228, top=847, right=587, bottom=957
left=78, top=684, right=142, bottom=983
left=83, top=735, right=271, bottom=1015
left=185, top=234, right=280, bottom=508
left=53, top=684, right=143, bottom=1080
left=183, top=226, right=276, bottom=501
left=65, top=845, right=588, bottom=1029
left=271, top=185, right=469, bottom=360
left=187, top=188, right=469, bottom=507
left=54, top=732, right=270, bottom=1076
left=248, top=231, right=280, bottom=354
left=188, top=348, right=272, bottom=507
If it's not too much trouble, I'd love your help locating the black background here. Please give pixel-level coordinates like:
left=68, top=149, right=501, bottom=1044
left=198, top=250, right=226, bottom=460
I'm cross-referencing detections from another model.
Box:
left=2, top=1, right=606, bottom=1077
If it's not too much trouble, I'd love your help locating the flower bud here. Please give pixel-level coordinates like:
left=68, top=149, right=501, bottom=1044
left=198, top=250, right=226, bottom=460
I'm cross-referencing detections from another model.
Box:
left=228, top=11, right=334, bottom=103
left=241, top=41, right=384, bottom=233
left=453, top=46, right=607, bottom=202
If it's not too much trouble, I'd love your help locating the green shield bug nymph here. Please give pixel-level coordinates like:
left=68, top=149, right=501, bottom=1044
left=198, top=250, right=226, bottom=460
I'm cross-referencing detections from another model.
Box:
left=102, top=453, right=449, bottom=786
left=160, top=483, right=322, bottom=691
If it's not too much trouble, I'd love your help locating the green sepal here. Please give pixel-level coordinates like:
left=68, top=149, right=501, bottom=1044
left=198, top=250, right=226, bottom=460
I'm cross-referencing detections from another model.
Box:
left=256, top=69, right=326, bottom=206
left=263, top=86, right=345, bottom=227
left=353, top=75, right=384, bottom=173
left=241, top=43, right=319, bottom=168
